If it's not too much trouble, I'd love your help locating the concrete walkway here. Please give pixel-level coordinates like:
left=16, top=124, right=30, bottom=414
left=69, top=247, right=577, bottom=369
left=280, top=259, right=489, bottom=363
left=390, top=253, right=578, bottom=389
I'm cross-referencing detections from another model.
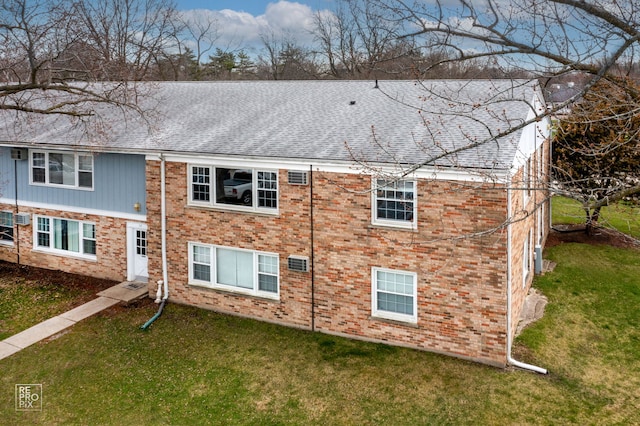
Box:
left=0, top=281, right=148, bottom=361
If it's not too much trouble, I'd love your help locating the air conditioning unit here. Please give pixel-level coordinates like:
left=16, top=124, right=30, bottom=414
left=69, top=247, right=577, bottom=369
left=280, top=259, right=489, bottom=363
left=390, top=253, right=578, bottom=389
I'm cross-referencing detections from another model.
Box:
left=10, top=148, right=28, bottom=160
left=288, top=256, right=309, bottom=272
left=534, top=245, right=543, bottom=275
left=15, top=213, right=31, bottom=226
left=287, top=170, right=308, bottom=185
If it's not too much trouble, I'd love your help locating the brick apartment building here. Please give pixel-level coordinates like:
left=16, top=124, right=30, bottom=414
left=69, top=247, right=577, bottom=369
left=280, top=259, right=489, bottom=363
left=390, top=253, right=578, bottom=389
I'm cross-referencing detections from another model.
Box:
left=0, top=80, right=550, bottom=368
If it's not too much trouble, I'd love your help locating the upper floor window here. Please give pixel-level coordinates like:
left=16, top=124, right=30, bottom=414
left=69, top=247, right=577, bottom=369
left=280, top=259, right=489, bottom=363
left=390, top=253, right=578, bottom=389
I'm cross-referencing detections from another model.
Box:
left=35, top=216, right=96, bottom=258
left=523, top=157, right=531, bottom=203
left=0, top=211, right=13, bottom=244
left=188, top=242, right=279, bottom=299
left=189, top=165, right=278, bottom=213
left=372, top=267, right=417, bottom=323
left=372, top=179, right=416, bottom=229
left=31, top=151, right=93, bottom=190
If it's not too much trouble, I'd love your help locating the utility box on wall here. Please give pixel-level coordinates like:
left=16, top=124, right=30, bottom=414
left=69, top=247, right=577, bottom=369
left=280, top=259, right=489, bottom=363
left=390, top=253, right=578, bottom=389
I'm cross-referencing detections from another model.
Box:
left=534, top=245, right=543, bottom=274
left=15, top=213, right=31, bottom=226
left=10, top=148, right=28, bottom=160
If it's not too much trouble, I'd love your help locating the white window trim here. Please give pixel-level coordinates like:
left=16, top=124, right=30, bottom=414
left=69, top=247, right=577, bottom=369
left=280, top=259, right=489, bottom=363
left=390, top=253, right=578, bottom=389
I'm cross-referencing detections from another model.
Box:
left=187, top=165, right=279, bottom=214
left=29, top=150, right=94, bottom=191
left=0, top=211, right=14, bottom=245
left=371, top=267, right=418, bottom=324
left=523, top=157, right=531, bottom=205
left=371, top=178, right=417, bottom=230
left=523, top=230, right=532, bottom=288
left=33, top=215, right=97, bottom=260
left=188, top=242, right=280, bottom=300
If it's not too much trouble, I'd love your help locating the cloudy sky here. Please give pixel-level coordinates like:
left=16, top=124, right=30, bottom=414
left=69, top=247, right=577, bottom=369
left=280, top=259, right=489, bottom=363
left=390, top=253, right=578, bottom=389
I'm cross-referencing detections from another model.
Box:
left=174, top=1, right=337, bottom=54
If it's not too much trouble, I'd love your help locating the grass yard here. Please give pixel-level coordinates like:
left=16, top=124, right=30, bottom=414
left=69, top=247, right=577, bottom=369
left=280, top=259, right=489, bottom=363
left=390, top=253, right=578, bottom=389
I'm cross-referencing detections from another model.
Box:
left=1, top=241, right=639, bottom=425
left=0, top=263, right=116, bottom=340
left=552, top=196, right=640, bottom=238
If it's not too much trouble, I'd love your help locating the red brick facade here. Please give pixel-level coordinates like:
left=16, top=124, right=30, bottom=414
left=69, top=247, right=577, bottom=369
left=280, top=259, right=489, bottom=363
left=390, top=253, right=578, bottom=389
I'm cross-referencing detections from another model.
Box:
left=0, top=204, right=130, bottom=281
left=145, top=157, right=551, bottom=367
left=0, top=140, right=549, bottom=368
left=509, top=140, right=551, bottom=338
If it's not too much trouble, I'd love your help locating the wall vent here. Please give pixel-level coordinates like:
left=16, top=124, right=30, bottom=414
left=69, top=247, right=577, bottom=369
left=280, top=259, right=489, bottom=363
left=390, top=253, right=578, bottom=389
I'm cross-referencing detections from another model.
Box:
left=287, top=256, right=309, bottom=272
left=10, top=148, right=28, bottom=160
left=15, top=213, right=31, bottom=226
left=287, top=170, right=308, bottom=185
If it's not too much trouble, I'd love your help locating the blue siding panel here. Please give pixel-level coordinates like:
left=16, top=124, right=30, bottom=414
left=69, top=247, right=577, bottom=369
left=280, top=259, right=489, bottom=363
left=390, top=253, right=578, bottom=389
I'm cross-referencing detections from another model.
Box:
left=0, top=147, right=16, bottom=199
left=2, top=148, right=146, bottom=215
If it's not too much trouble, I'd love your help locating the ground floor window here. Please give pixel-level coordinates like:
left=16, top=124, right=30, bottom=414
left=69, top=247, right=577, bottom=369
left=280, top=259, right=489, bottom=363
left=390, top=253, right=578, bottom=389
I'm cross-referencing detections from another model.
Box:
left=0, top=211, right=13, bottom=243
left=372, top=267, right=417, bottom=323
left=189, top=242, right=279, bottom=299
left=35, top=216, right=96, bottom=258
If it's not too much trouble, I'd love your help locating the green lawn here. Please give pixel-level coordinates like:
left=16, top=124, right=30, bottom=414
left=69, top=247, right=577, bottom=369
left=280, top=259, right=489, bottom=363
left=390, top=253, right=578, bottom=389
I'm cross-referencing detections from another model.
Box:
left=0, top=263, right=116, bottom=340
left=1, top=242, right=639, bottom=425
left=552, top=196, right=640, bottom=238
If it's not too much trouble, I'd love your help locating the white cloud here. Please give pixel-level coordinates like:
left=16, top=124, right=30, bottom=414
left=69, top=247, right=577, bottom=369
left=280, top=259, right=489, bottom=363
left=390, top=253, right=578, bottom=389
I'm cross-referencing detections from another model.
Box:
left=179, top=1, right=328, bottom=55
left=263, top=1, right=316, bottom=34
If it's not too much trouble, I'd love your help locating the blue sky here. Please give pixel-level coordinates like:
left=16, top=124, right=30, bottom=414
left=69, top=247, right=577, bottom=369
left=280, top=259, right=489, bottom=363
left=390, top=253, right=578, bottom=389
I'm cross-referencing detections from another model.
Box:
left=173, top=1, right=337, bottom=55
left=175, top=1, right=333, bottom=15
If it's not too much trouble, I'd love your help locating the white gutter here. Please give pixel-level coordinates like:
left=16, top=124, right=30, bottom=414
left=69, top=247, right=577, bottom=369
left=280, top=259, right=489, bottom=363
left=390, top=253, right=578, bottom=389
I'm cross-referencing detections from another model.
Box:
left=506, top=185, right=548, bottom=374
left=160, top=154, right=169, bottom=300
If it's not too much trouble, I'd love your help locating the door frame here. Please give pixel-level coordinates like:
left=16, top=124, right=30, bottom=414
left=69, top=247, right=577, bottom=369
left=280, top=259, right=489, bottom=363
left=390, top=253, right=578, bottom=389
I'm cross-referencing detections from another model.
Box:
left=126, top=221, right=148, bottom=282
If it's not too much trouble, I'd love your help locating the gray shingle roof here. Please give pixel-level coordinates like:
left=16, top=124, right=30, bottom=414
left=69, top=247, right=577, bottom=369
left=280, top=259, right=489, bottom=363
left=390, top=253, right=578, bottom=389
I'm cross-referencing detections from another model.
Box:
left=0, top=79, right=539, bottom=170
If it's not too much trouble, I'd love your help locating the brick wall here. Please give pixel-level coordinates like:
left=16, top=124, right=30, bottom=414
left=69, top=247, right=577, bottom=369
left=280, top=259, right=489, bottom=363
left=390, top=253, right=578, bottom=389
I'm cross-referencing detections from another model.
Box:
left=509, top=140, right=551, bottom=339
left=0, top=204, right=129, bottom=281
left=0, top=203, right=17, bottom=263
left=149, top=160, right=512, bottom=366
left=146, top=161, right=314, bottom=329
left=311, top=172, right=509, bottom=366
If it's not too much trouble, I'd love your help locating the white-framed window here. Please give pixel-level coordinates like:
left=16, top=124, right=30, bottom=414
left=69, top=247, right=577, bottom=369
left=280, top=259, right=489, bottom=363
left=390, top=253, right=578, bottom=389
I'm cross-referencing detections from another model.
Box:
left=188, top=242, right=279, bottom=299
left=35, top=216, right=96, bottom=258
left=188, top=165, right=278, bottom=213
left=0, top=211, right=13, bottom=244
left=372, top=267, right=417, bottom=323
left=537, top=148, right=544, bottom=185
left=372, top=179, right=417, bottom=229
left=523, top=157, right=531, bottom=204
left=523, top=230, right=532, bottom=288
left=30, top=151, right=93, bottom=189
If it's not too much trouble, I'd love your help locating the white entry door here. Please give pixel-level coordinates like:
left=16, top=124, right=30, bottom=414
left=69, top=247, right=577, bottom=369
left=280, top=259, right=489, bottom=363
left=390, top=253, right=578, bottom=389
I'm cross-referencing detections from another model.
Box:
left=127, top=222, right=148, bottom=282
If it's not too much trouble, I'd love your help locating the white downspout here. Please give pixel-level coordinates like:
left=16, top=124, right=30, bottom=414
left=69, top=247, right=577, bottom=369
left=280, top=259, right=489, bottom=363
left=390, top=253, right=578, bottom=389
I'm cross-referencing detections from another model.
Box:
left=506, top=184, right=548, bottom=374
left=160, top=154, right=169, bottom=300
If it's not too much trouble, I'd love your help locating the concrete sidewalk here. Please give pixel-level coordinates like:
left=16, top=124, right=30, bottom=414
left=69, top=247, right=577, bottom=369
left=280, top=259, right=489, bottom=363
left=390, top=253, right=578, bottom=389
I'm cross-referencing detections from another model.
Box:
left=0, top=281, right=148, bottom=361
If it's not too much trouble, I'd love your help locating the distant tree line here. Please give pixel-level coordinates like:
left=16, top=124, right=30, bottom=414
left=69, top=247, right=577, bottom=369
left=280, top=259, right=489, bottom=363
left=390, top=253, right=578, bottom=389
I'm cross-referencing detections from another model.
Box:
left=1, top=0, right=562, bottom=85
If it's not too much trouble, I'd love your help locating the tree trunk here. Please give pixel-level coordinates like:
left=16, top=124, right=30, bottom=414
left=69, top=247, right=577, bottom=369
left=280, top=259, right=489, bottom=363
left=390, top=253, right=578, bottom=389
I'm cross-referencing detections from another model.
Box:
left=585, top=206, right=601, bottom=235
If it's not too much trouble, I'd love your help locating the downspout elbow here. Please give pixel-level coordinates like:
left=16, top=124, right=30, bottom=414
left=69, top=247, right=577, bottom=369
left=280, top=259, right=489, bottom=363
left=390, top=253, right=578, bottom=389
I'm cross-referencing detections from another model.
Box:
left=508, top=355, right=548, bottom=374
left=162, top=278, right=169, bottom=301
left=506, top=184, right=548, bottom=374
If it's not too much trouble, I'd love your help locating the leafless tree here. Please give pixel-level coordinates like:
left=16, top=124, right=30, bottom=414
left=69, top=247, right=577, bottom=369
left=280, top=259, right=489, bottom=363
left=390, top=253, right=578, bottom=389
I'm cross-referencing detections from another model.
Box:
left=164, top=11, right=222, bottom=80
left=0, top=0, right=179, bottom=139
left=313, top=0, right=412, bottom=79
left=553, top=77, right=640, bottom=233
left=257, top=32, right=320, bottom=80
left=73, top=0, right=178, bottom=81
left=376, top=0, right=639, bottom=109
left=364, top=0, right=640, bottom=222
